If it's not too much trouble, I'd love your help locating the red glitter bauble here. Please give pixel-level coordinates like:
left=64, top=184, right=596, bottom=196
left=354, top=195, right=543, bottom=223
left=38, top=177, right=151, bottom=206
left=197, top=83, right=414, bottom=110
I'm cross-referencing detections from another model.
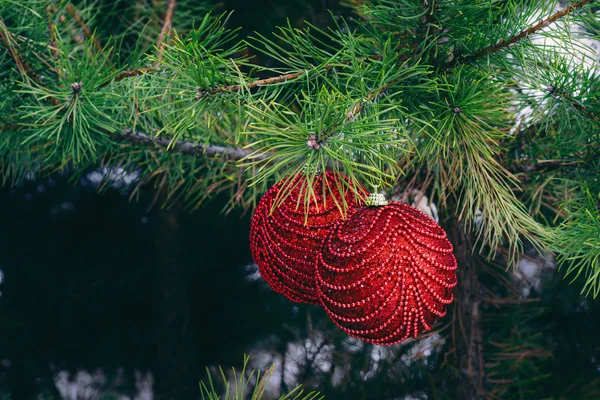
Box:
left=250, top=171, right=363, bottom=305
left=316, top=202, right=457, bottom=345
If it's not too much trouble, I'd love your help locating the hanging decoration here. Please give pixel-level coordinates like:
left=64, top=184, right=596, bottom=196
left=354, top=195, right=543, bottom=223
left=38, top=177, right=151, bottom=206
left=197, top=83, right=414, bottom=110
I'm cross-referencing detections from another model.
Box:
left=250, top=171, right=364, bottom=304
left=316, top=194, right=457, bottom=345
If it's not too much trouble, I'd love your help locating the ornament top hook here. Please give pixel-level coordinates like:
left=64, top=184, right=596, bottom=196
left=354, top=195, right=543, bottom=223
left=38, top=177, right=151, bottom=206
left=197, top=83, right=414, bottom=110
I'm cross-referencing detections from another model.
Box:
left=365, top=190, right=388, bottom=206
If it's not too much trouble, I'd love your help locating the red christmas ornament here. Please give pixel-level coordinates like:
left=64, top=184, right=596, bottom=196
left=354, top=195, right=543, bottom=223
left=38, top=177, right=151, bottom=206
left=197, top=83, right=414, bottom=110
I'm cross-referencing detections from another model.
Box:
left=316, top=200, right=457, bottom=345
left=250, top=171, right=364, bottom=305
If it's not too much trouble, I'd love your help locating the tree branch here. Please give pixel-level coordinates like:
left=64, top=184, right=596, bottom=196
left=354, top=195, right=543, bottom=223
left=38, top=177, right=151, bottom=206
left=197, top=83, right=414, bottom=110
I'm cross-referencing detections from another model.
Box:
left=549, top=86, right=600, bottom=123
left=509, top=158, right=583, bottom=173
left=450, top=0, right=595, bottom=67
left=46, top=6, right=59, bottom=61
left=1, top=20, right=263, bottom=164
left=0, top=21, right=61, bottom=106
left=113, top=67, right=157, bottom=82
left=117, top=128, right=268, bottom=161
left=199, top=54, right=384, bottom=98
left=201, top=70, right=307, bottom=97
left=156, top=0, right=176, bottom=61
left=111, top=64, right=310, bottom=92
left=114, top=55, right=385, bottom=97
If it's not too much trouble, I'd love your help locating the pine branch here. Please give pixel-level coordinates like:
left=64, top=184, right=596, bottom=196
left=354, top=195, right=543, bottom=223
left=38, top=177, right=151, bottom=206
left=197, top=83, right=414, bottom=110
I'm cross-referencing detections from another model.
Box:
left=156, top=0, right=176, bottom=61
left=321, top=82, right=390, bottom=139
left=198, top=70, right=306, bottom=98
left=2, top=124, right=266, bottom=162
left=0, top=21, right=37, bottom=81
left=1, top=18, right=259, bottom=164
left=117, top=128, right=265, bottom=161
left=46, top=6, right=59, bottom=60
left=199, top=54, right=385, bottom=98
left=113, top=53, right=384, bottom=100
left=108, top=57, right=309, bottom=95
left=548, top=86, right=600, bottom=123
left=113, top=67, right=158, bottom=82
left=509, top=158, right=583, bottom=173
left=450, top=0, right=596, bottom=67
left=0, top=21, right=61, bottom=106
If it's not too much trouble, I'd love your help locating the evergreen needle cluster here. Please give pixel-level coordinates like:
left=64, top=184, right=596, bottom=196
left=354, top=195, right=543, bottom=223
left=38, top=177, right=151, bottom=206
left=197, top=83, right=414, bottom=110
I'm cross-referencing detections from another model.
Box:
left=199, top=355, right=323, bottom=400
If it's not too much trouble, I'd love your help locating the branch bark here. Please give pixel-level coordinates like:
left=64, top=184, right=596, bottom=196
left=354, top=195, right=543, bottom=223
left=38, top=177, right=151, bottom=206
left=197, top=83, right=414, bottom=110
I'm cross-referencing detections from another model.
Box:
left=117, top=128, right=270, bottom=161
left=450, top=0, right=595, bottom=67
left=0, top=21, right=61, bottom=106
left=120, top=55, right=384, bottom=96
left=550, top=86, right=600, bottom=123
left=113, top=67, right=157, bottom=82
left=156, top=0, right=176, bottom=61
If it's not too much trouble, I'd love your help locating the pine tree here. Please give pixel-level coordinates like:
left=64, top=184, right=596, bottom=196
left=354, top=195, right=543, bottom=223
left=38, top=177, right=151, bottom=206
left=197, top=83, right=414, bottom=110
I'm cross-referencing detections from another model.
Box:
left=1, top=0, right=600, bottom=398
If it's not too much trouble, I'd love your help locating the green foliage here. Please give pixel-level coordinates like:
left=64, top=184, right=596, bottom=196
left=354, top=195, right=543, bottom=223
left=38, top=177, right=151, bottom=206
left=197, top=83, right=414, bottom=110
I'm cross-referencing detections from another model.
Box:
left=146, top=13, right=248, bottom=142
left=199, top=355, right=323, bottom=400
left=243, top=88, right=407, bottom=189
left=554, top=185, right=600, bottom=298
left=1, top=0, right=600, bottom=292
left=412, top=68, right=548, bottom=261
left=17, top=32, right=119, bottom=164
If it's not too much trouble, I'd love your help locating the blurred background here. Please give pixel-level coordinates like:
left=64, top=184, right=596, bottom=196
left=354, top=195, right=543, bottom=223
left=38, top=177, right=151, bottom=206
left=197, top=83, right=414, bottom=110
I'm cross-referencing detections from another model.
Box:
left=1, top=0, right=600, bottom=399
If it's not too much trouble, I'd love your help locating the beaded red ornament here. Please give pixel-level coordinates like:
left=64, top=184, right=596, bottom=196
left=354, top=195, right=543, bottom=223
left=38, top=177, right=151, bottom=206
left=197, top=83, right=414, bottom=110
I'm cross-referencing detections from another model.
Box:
left=316, top=197, right=457, bottom=345
left=250, top=171, right=363, bottom=305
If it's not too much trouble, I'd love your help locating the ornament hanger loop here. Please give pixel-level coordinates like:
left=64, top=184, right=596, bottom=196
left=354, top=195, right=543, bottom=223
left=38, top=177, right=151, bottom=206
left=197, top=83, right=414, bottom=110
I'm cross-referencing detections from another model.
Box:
left=366, top=192, right=388, bottom=206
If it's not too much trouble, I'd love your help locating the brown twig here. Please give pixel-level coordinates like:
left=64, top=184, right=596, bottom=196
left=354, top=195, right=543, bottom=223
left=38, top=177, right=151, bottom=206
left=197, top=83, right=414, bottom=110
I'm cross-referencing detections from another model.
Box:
left=0, top=21, right=61, bottom=106
left=156, top=0, right=176, bottom=61
left=4, top=123, right=269, bottom=163
left=118, top=128, right=269, bottom=161
left=113, top=53, right=383, bottom=95
left=113, top=67, right=158, bottom=82
left=0, top=21, right=37, bottom=81
left=508, top=158, right=583, bottom=174
left=318, top=81, right=389, bottom=141
left=348, top=84, right=388, bottom=119
left=65, top=3, right=104, bottom=53
left=46, top=6, right=59, bottom=61
left=549, top=86, right=600, bottom=122
left=205, top=70, right=306, bottom=96
left=111, top=62, right=309, bottom=92
left=450, top=0, right=596, bottom=67
left=206, top=54, right=385, bottom=96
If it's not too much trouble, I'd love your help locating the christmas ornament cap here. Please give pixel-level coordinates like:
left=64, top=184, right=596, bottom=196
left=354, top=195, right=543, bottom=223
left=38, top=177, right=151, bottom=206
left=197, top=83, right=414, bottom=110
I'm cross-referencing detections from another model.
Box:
left=365, top=192, right=388, bottom=206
